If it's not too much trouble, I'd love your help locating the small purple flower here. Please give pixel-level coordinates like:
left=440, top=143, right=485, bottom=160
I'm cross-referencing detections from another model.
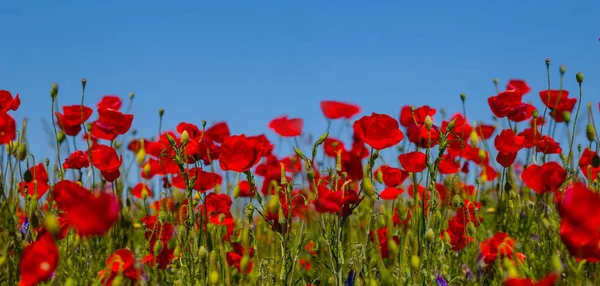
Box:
left=344, top=269, right=355, bottom=286
left=531, top=234, right=540, bottom=243
left=461, top=264, right=474, bottom=281
left=435, top=271, right=448, bottom=286
left=20, top=217, right=30, bottom=241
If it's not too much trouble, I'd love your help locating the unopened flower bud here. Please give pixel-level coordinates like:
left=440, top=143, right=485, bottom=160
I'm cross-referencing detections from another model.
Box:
left=159, top=108, right=165, bottom=117
left=199, top=246, right=208, bottom=261
left=361, top=177, right=375, bottom=197
left=551, top=254, right=563, bottom=273
left=559, top=65, right=566, bottom=75
left=129, top=92, right=134, bottom=99
left=180, top=130, right=189, bottom=145
left=466, top=222, right=476, bottom=236
left=425, top=228, right=435, bottom=242
left=209, top=271, right=220, bottom=285
left=562, top=111, right=571, bottom=124
left=16, top=143, right=27, bottom=161
left=469, top=130, right=479, bottom=147
left=410, top=255, right=421, bottom=269
left=576, top=72, right=584, bottom=84
left=424, top=115, right=433, bottom=131
left=165, top=133, right=177, bottom=147
left=545, top=58, right=551, bottom=67
left=44, top=213, right=60, bottom=236
left=56, top=131, right=66, bottom=144
left=50, top=83, right=58, bottom=99
left=153, top=240, right=164, bottom=256
left=493, top=78, right=499, bottom=85
left=158, top=211, right=168, bottom=223
left=452, top=195, right=461, bottom=208
left=478, top=149, right=487, bottom=162
left=586, top=123, right=595, bottom=142
left=267, top=195, right=280, bottom=214
left=460, top=93, right=466, bottom=102
left=136, top=148, right=146, bottom=167
left=240, top=255, right=250, bottom=274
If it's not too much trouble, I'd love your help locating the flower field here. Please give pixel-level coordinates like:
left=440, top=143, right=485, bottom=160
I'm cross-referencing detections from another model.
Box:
left=1, top=60, right=600, bottom=285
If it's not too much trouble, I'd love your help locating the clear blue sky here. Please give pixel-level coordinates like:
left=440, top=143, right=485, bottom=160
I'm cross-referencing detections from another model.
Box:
left=1, top=1, right=598, bottom=160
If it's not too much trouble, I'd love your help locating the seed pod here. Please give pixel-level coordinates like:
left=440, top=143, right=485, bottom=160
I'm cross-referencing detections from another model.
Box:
left=50, top=83, right=59, bottom=99
left=586, top=124, right=595, bottom=142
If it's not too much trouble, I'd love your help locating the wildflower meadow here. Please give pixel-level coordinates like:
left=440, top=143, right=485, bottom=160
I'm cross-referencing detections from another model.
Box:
left=1, top=60, right=600, bottom=286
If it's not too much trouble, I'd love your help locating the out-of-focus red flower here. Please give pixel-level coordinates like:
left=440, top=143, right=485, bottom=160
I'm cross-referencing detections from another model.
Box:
left=438, top=155, right=460, bottom=174
left=479, top=232, right=525, bottom=265
left=494, top=129, right=525, bottom=168
left=504, top=274, right=557, bottom=286
left=398, top=151, right=427, bottom=173
left=99, top=248, right=141, bottom=285
left=63, top=150, right=90, bottom=170
left=370, top=227, right=400, bottom=259
left=475, top=123, right=496, bottom=139
left=539, top=90, right=577, bottom=120
left=0, top=113, right=16, bottom=144
left=90, top=143, right=122, bottom=182
left=131, top=183, right=152, bottom=199
left=320, top=100, right=361, bottom=119
left=226, top=242, right=255, bottom=274
left=536, top=135, right=562, bottom=154
left=18, top=163, right=50, bottom=199
left=248, top=134, right=274, bottom=157
left=19, top=230, right=59, bottom=286
left=219, top=135, right=263, bottom=172
left=235, top=180, right=256, bottom=197
left=353, top=113, right=404, bottom=150
left=97, top=95, right=122, bottom=111
left=205, top=121, right=230, bottom=143
left=0, top=90, right=20, bottom=113
left=379, top=187, right=404, bottom=200
left=269, top=116, right=303, bottom=137
left=53, top=180, right=120, bottom=236
left=558, top=183, right=600, bottom=262
left=407, top=124, right=441, bottom=148
left=323, top=138, right=346, bottom=158
left=506, top=79, right=531, bottom=95
left=521, top=162, right=566, bottom=195
left=55, top=105, right=93, bottom=136
left=313, top=185, right=358, bottom=216
left=141, top=215, right=175, bottom=269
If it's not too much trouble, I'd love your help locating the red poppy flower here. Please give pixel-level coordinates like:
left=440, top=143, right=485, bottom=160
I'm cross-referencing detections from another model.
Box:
left=370, top=227, right=400, bottom=259
left=55, top=105, right=93, bottom=136
left=235, top=180, right=256, bottom=197
left=131, top=183, right=152, bottom=199
left=99, top=248, right=141, bottom=285
left=438, top=155, right=460, bottom=174
left=268, top=116, right=303, bottom=137
left=398, top=151, right=427, bottom=173
left=479, top=232, right=525, bottom=265
left=205, top=121, right=231, bottom=143
left=399, top=105, right=436, bottom=127
left=494, top=129, right=525, bottom=167
left=536, top=136, right=562, bottom=154
left=505, top=274, right=557, bottom=286
left=320, top=100, right=361, bottom=119
left=442, top=214, right=475, bottom=251
left=97, top=95, right=123, bottom=110
left=19, top=230, right=59, bottom=286
left=0, top=90, right=21, bottom=113
left=53, top=180, right=120, bottom=236
left=141, top=215, right=175, bottom=269
left=407, top=124, right=441, bottom=148
left=539, top=90, right=574, bottom=110
left=488, top=90, right=525, bottom=118
left=475, top=123, right=495, bottom=139
left=353, top=113, right=404, bottom=150
left=176, top=122, right=202, bottom=139
left=226, top=242, right=255, bottom=274
left=63, top=150, right=90, bottom=170
left=219, top=134, right=263, bottom=172
left=558, top=183, right=600, bottom=262
left=374, top=165, right=409, bottom=187
left=506, top=79, right=531, bottom=95
left=171, top=168, right=219, bottom=193
left=579, top=148, right=600, bottom=180
left=323, top=138, right=346, bottom=158
left=379, top=187, right=404, bottom=200
left=521, top=162, right=566, bottom=194
left=0, top=113, right=16, bottom=144
left=90, top=143, right=122, bottom=182
left=313, top=185, right=358, bottom=216
left=91, top=108, right=134, bottom=140
left=18, top=163, right=50, bottom=199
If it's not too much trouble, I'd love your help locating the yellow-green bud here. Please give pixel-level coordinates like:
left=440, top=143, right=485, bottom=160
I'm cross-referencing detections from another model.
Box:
left=240, top=255, right=250, bottom=274
left=410, top=255, right=421, bottom=269
left=159, top=108, right=165, bottom=117
left=180, top=130, right=189, bottom=145
left=129, top=92, right=134, bottom=99
left=153, top=240, right=164, bottom=256
left=50, top=83, right=58, bottom=99
left=361, top=177, right=375, bottom=197
left=545, top=58, right=551, bottom=67
left=576, top=72, right=584, bottom=84
left=267, top=195, right=280, bottom=214
left=466, top=222, right=476, bottom=236
left=424, top=115, right=433, bottom=131
left=460, top=93, right=466, bottom=102
left=426, top=228, right=435, bottom=242
left=559, top=65, right=566, bottom=75
left=586, top=124, right=595, bottom=142
left=452, top=195, right=462, bottom=208
left=199, top=246, right=208, bottom=261
left=56, top=131, right=66, bottom=144
left=551, top=254, right=563, bottom=273
left=562, top=111, right=571, bottom=124
left=209, top=271, right=220, bottom=285
left=469, top=130, right=479, bottom=147
left=44, top=213, right=60, bottom=236
left=493, top=78, right=499, bottom=85
left=16, top=144, right=27, bottom=161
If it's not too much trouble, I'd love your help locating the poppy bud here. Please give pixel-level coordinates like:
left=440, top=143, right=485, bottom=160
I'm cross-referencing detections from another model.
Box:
left=65, top=278, right=75, bottom=286
left=410, top=255, right=420, bottom=269
left=153, top=241, right=164, bottom=256
left=425, top=228, right=435, bottom=242
left=180, top=130, right=189, bottom=145
left=129, top=92, right=134, bottom=100
left=460, top=93, right=466, bottom=102
left=466, top=222, right=476, bottom=236
left=16, top=143, right=27, bottom=161
left=586, top=123, right=595, bottom=142
left=199, top=246, right=208, bottom=261
left=559, top=65, right=566, bottom=75
left=279, top=162, right=288, bottom=186
left=446, top=118, right=457, bottom=133
left=389, top=239, right=398, bottom=256
left=50, top=83, right=59, bottom=99
left=424, top=115, right=433, bottom=131
left=562, top=111, right=571, bottom=124
left=532, top=109, right=539, bottom=118
left=493, top=78, right=499, bottom=85
left=173, top=244, right=181, bottom=257
left=478, top=149, right=487, bottom=162
left=545, top=58, right=551, bottom=67
left=159, top=108, right=165, bottom=117
left=267, top=195, right=280, bottom=215
left=375, top=168, right=384, bottom=184
left=469, top=130, right=479, bottom=147
left=361, top=177, right=375, bottom=197
left=209, top=271, right=220, bottom=285
left=44, top=213, right=60, bottom=236
left=452, top=195, right=461, bottom=208
left=143, top=164, right=151, bottom=177
left=443, top=231, right=451, bottom=244
left=86, top=122, right=93, bottom=132
left=576, top=72, right=584, bottom=84
left=335, top=150, right=342, bottom=172
left=6, top=141, right=17, bottom=155
left=165, top=133, right=177, bottom=147
left=56, top=131, right=66, bottom=144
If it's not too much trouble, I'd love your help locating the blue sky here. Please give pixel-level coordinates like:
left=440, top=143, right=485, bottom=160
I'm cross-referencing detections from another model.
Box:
left=1, top=1, right=599, bottom=160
